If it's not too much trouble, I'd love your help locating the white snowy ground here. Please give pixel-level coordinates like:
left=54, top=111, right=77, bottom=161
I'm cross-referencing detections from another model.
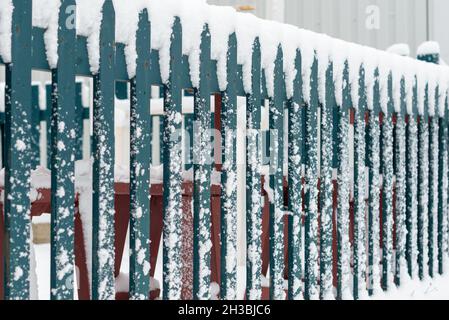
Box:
left=34, top=240, right=449, bottom=300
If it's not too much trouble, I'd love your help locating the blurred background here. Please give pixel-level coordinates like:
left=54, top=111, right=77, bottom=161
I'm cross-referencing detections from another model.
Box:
left=208, top=0, right=449, bottom=62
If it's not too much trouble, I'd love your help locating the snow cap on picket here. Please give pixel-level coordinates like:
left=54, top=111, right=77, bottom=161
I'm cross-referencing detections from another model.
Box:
left=331, top=38, right=348, bottom=107
left=417, top=41, right=440, bottom=57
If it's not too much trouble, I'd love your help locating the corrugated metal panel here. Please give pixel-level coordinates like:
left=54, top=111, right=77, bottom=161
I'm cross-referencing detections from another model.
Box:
left=206, top=0, right=449, bottom=63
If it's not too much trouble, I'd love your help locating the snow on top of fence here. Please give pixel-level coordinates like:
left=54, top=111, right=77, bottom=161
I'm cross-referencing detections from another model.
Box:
left=1, top=1, right=449, bottom=115
left=387, top=43, right=411, bottom=57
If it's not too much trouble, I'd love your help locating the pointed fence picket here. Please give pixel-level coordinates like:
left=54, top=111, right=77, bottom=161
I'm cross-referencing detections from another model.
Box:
left=0, top=0, right=449, bottom=301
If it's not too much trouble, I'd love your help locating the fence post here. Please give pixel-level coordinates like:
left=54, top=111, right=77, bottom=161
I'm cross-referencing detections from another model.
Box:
left=49, top=0, right=77, bottom=300
left=3, top=0, right=32, bottom=300
left=287, top=49, right=304, bottom=300
left=193, top=25, right=212, bottom=300
left=220, top=33, right=238, bottom=300
left=162, top=17, right=183, bottom=300
left=353, top=65, right=367, bottom=299
left=336, top=61, right=352, bottom=300
left=381, top=72, right=395, bottom=291
left=129, top=9, right=152, bottom=300
left=268, top=46, right=286, bottom=300
left=304, top=55, right=319, bottom=300
left=367, top=68, right=381, bottom=295
left=245, top=38, right=262, bottom=300
left=92, top=0, right=116, bottom=300
left=394, top=77, right=407, bottom=286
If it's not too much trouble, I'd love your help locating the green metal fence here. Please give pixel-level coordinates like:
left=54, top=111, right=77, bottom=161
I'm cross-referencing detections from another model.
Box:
left=0, top=0, right=449, bottom=301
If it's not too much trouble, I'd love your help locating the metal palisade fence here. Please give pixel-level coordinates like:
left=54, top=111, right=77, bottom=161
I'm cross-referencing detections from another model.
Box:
left=0, top=0, right=448, bottom=301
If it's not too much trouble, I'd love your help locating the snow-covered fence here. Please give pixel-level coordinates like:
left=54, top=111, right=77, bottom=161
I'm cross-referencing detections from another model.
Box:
left=0, top=0, right=449, bottom=301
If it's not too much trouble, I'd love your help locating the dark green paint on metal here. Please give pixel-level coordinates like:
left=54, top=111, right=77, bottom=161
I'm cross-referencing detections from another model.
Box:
left=268, top=46, right=285, bottom=300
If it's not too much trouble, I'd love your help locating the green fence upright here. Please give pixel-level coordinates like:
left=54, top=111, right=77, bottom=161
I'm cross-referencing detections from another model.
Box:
left=336, top=61, right=351, bottom=300
left=31, top=85, right=41, bottom=169
left=91, top=0, right=116, bottom=300
left=438, top=94, right=447, bottom=276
